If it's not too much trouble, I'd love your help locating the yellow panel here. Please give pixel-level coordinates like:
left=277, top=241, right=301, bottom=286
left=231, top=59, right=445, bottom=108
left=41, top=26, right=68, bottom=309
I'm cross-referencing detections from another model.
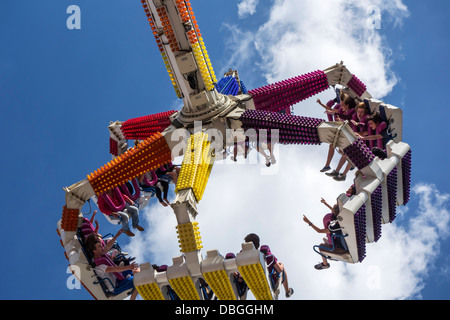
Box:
left=136, top=282, right=165, bottom=300
left=176, top=222, right=202, bottom=253
left=175, top=133, right=199, bottom=192
left=161, top=53, right=182, bottom=98
left=238, top=263, right=273, bottom=300
left=198, top=37, right=217, bottom=84
left=203, top=270, right=236, bottom=300
left=169, top=276, right=200, bottom=300
left=192, top=42, right=214, bottom=91
left=175, top=132, right=214, bottom=202
left=193, top=139, right=214, bottom=201
left=175, top=0, right=217, bottom=91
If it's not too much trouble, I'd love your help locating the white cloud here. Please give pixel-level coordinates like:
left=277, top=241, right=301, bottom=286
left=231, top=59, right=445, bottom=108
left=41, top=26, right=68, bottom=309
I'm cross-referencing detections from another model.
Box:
left=232, top=0, right=409, bottom=99
left=237, top=0, right=260, bottom=18
left=122, top=0, right=450, bottom=301
left=219, top=23, right=257, bottom=78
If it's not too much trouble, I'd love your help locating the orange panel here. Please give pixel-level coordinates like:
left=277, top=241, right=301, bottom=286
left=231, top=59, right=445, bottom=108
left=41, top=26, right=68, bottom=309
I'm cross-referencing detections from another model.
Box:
left=61, top=206, right=79, bottom=231
left=88, top=132, right=172, bottom=195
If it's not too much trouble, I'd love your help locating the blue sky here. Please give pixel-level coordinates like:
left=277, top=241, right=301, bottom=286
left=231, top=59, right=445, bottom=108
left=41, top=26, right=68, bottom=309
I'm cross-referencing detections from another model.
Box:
left=0, top=0, right=449, bottom=300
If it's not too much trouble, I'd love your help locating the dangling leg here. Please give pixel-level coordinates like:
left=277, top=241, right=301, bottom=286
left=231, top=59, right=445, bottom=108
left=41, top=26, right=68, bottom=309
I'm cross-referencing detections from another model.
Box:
left=154, top=185, right=167, bottom=207
left=274, top=262, right=293, bottom=298
left=125, top=203, right=143, bottom=232
left=267, top=142, right=276, bottom=165
left=321, top=145, right=335, bottom=172
left=326, top=154, right=347, bottom=178
left=117, top=211, right=134, bottom=237
left=257, top=143, right=270, bottom=167
left=314, top=256, right=330, bottom=270
left=160, top=180, right=170, bottom=205
left=333, top=155, right=350, bottom=181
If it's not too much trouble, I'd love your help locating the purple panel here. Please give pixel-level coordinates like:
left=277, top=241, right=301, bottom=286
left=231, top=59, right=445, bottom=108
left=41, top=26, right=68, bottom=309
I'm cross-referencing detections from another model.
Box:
left=248, top=70, right=329, bottom=112
left=354, top=204, right=367, bottom=263
left=386, top=167, right=398, bottom=223
left=343, top=139, right=375, bottom=170
left=401, top=149, right=412, bottom=205
left=370, top=185, right=383, bottom=242
left=347, top=75, right=367, bottom=97
left=239, top=109, right=324, bottom=145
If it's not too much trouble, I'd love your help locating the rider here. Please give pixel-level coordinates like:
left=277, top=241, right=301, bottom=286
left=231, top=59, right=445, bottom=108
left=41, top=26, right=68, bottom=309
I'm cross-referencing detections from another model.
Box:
left=244, top=233, right=294, bottom=298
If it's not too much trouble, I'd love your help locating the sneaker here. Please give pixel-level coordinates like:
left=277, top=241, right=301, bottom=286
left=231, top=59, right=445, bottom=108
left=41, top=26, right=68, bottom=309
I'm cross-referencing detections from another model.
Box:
left=320, top=166, right=331, bottom=172
left=124, top=230, right=135, bottom=237
left=136, top=225, right=144, bottom=232
left=314, top=262, right=330, bottom=270
left=325, top=170, right=339, bottom=177
left=333, top=174, right=347, bottom=181
left=270, top=155, right=276, bottom=165
left=286, top=288, right=294, bottom=298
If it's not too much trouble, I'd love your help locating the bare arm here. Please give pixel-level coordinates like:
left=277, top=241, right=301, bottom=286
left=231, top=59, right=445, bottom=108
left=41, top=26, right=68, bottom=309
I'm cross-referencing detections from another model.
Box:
left=102, top=229, right=123, bottom=255
left=303, top=215, right=330, bottom=234
left=317, top=98, right=337, bottom=112
left=320, top=198, right=333, bottom=211
left=316, top=99, right=329, bottom=110
left=89, top=210, right=97, bottom=224
left=105, top=262, right=140, bottom=274
left=356, top=132, right=382, bottom=141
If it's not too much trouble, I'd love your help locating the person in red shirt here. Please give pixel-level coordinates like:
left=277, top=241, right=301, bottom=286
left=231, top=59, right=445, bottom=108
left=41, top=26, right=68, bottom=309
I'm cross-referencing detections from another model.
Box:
left=356, top=113, right=389, bottom=150
left=85, top=230, right=140, bottom=299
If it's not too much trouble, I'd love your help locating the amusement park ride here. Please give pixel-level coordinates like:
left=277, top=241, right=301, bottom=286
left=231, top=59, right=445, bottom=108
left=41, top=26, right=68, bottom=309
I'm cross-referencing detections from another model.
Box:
left=57, top=0, right=412, bottom=300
